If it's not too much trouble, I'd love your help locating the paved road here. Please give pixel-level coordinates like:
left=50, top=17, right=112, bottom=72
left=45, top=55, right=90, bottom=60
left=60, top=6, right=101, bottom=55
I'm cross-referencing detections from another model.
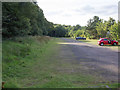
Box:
left=57, top=38, right=118, bottom=82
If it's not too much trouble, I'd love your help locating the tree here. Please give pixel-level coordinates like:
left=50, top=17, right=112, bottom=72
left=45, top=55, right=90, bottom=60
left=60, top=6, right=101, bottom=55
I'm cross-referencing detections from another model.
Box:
left=75, top=30, right=84, bottom=37
left=86, top=16, right=101, bottom=39
left=96, top=20, right=107, bottom=38
left=109, top=21, right=118, bottom=40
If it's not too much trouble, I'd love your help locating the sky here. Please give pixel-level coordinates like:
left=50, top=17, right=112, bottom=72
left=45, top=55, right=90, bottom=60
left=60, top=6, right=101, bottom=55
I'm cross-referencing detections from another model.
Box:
left=37, top=0, right=119, bottom=26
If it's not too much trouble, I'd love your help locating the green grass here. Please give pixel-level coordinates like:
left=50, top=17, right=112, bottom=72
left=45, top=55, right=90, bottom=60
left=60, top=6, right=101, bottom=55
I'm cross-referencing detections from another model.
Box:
left=3, top=36, right=53, bottom=88
left=2, top=36, right=119, bottom=88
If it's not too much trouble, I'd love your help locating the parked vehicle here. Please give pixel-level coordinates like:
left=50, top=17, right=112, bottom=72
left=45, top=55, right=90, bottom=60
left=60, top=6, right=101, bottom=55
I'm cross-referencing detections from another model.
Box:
left=76, top=37, right=86, bottom=40
left=98, top=38, right=118, bottom=46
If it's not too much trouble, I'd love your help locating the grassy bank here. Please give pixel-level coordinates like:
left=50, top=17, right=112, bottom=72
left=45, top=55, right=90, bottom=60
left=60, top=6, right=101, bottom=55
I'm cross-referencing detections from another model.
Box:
left=2, top=36, right=55, bottom=88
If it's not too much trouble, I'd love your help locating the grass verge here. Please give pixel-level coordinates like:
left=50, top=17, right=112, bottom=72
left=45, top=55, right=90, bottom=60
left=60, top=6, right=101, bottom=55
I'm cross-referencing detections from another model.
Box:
left=2, top=36, right=54, bottom=88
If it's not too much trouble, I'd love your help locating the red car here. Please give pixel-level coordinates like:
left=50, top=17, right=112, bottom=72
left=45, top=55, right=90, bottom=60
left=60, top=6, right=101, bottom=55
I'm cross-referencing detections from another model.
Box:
left=98, top=38, right=118, bottom=46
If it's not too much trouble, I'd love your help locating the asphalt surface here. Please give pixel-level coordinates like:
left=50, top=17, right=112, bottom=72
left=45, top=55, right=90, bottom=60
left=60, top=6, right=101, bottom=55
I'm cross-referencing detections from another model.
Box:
left=58, top=38, right=119, bottom=82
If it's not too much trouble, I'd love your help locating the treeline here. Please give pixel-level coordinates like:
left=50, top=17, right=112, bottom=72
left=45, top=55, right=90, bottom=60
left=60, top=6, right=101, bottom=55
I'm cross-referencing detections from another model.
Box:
left=48, top=24, right=86, bottom=37
left=49, top=16, right=120, bottom=40
left=2, top=2, right=120, bottom=40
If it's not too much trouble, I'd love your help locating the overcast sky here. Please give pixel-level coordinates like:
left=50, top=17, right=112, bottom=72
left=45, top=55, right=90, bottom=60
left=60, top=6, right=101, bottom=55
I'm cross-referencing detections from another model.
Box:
left=37, top=0, right=119, bottom=26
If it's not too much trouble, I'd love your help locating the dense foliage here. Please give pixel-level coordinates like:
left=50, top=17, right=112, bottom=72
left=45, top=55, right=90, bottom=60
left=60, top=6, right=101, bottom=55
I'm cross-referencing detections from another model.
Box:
left=2, top=2, right=52, bottom=38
